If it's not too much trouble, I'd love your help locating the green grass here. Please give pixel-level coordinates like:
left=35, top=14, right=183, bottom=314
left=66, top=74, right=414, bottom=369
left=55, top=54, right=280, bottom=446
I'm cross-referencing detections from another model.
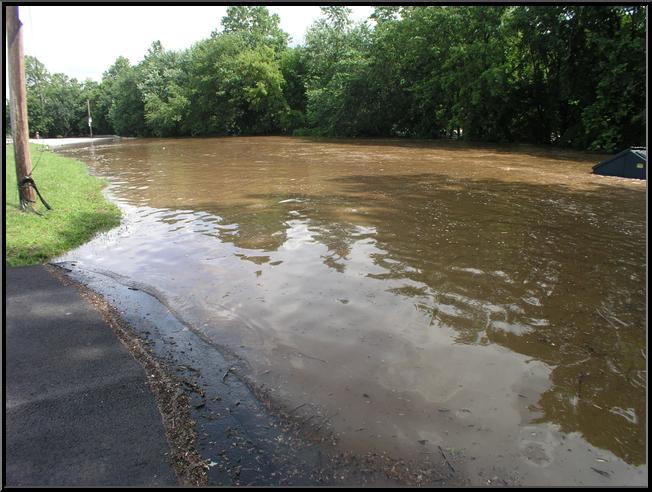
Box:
left=5, top=143, right=121, bottom=267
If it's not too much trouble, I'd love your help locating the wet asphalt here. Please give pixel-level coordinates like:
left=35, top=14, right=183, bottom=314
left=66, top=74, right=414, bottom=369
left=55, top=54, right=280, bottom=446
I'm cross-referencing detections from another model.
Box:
left=52, top=260, right=463, bottom=487
left=4, top=262, right=463, bottom=486
left=4, top=265, right=178, bottom=486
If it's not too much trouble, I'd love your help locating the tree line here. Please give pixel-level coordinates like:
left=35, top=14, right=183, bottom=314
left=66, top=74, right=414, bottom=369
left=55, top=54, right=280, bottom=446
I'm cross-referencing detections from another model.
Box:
left=8, top=5, right=646, bottom=152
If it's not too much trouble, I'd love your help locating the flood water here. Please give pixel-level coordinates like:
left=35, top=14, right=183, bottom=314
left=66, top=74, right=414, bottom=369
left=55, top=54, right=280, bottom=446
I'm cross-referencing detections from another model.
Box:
left=58, top=137, right=647, bottom=485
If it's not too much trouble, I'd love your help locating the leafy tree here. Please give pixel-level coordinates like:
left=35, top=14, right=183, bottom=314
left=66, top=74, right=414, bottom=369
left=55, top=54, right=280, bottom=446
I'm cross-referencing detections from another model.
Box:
left=279, top=47, right=307, bottom=132
left=77, top=80, right=99, bottom=136
left=182, top=33, right=246, bottom=135
left=303, top=7, right=377, bottom=136
left=41, top=73, right=85, bottom=137
left=220, top=6, right=288, bottom=54
left=137, top=41, right=189, bottom=137
left=17, top=6, right=644, bottom=149
left=24, top=55, right=53, bottom=135
left=95, top=56, right=130, bottom=135
left=107, top=58, right=146, bottom=136
left=579, top=6, right=646, bottom=150
left=370, top=6, right=401, bottom=24
left=182, top=8, right=292, bottom=136
left=220, top=45, right=287, bottom=134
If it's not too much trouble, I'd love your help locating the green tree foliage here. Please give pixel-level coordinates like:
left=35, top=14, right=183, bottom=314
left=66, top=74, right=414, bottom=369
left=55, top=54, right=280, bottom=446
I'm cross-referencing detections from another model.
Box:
left=498, top=5, right=647, bottom=149
left=137, top=41, right=189, bottom=137
left=221, top=5, right=289, bottom=53
left=279, top=48, right=308, bottom=132
left=577, top=7, right=646, bottom=151
left=85, top=79, right=112, bottom=136
left=220, top=45, right=287, bottom=134
left=43, top=74, right=83, bottom=137
left=24, top=55, right=52, bottom=135
left=302, top=7, right=378, bottom=136
left=21, top=6, right=644, bottom=150
left=107, top=58, right=146, bottom=137
left=174, top=6, right=292, bottom=136
left=24, top=56, right=96, bottom=137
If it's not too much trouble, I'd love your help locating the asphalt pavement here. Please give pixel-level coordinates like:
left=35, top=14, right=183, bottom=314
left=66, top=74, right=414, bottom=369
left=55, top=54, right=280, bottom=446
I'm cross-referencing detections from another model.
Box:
left=4, top=265, right=178, bottom=486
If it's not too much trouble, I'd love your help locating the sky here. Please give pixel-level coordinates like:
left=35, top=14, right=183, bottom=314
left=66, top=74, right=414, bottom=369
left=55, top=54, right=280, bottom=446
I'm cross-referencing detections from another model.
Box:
left=11, top=5, right=375, bottom=83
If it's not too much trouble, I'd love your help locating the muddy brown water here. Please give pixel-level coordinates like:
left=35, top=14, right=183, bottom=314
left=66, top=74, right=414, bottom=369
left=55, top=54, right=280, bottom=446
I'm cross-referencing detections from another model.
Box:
left=57, top=137, right=647, bottom=485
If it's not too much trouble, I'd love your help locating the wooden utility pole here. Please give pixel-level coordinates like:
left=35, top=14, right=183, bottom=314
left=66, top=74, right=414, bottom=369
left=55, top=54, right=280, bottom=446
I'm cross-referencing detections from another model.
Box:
left=6, top=5, right=35, bottom=209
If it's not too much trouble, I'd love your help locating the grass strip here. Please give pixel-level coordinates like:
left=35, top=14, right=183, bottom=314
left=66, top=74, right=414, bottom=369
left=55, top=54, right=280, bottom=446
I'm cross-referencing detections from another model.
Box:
left=5, top=143, right=121, bottom=266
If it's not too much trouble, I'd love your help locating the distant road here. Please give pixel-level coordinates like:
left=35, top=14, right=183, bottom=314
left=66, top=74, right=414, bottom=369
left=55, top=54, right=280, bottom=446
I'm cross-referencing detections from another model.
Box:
left=6, top=135, right=122, bottom=149
left=29, top=136, right=122, bottom=149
